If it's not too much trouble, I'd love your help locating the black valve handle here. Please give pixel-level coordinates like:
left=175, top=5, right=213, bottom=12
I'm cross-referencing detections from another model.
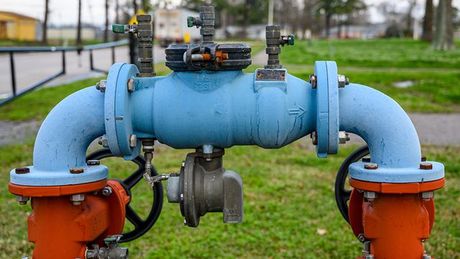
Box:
left=86, top=149, right=163, bottom=243
left=335, top=145, right=369, bottom=223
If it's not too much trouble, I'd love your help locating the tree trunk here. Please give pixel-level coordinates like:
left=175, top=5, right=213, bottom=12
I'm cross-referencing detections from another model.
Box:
left=422, top=0, right=433, bottom=41
left=77, top=0, right=82, bottom=48
left=133, top=0, right=138, bottom=13
left=104, top=0, right=109, bottom=42
left=114, top=0, right=120, bottom=40
left=325, top=13, right=332, bottom=38
left=433, top=0, right=454, bottom=50
left=42, top=0, right=49, bottom=43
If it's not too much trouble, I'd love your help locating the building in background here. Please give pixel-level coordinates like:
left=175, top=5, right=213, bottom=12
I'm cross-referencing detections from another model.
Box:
left=154, top=8, right=200, bottom=47
left=0, top=11, right=41, bottom=41
left=47, top=25, right=99, bottom=41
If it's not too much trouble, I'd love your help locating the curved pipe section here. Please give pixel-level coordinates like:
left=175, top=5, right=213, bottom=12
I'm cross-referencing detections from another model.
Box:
left=340, top=84, right=444, bottom=183
left=10, top=87, right=108, bottom=186
left=340, top=84, right=421, bottom=168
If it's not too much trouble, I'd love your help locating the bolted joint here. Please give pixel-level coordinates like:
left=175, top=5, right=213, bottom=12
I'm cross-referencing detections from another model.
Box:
left=129, top=134, right=137, bottom=148
left=364, top=191, right=377, bottom=201
left=70, top=194, right=85, bottom=205
left=309, top=74, right=317, bottom=89
left=16, top=195, right=30, bottom=205
left=127, top=78, right=135, bottom=92
left=102, top=186, right=113, bottom=197
left=338, top=74, right=349, bottom=88
left=96, top=80, right=107, bottom=92
left=338, top=131, right=350, bottom=144
left=421, top=191, right=434, bottom=201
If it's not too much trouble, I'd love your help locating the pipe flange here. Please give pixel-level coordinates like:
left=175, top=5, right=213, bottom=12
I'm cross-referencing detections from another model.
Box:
left=105, top=63, right=141, bottom=160
left=349, top=161, right=445, bottom=183
left=314, top=61, right=339, bottom=157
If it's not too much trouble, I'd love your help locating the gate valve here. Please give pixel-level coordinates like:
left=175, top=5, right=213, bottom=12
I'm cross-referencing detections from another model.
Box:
left=265, top=25, right=295, bottom=69
left=187, top=16, right=203, bottom=28
left=280, top=35, right=295, bottom=46
left=166, top=149, right=243, bottom=227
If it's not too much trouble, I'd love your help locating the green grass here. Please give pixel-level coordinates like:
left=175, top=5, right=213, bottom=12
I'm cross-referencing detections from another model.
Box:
left=0, top=142, right=458, bottom=258
left=281, top=39, right=460, bottom=69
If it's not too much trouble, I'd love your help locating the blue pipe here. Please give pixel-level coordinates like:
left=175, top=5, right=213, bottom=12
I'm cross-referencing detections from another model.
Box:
left=10, top=87, right=108, bottom=186
left=10, top=62, right=444, bottom=186
left=132, top=70, right=316, bottom=148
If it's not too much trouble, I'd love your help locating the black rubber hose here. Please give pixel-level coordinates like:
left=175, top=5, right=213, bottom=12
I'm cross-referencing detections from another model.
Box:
left=335, top=145, right=369, bottom=223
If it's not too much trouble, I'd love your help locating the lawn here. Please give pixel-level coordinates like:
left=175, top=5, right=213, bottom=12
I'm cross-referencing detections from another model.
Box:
left=1, top=142, right=458, bottom=258
left=0, top=39, right=459, bottom=258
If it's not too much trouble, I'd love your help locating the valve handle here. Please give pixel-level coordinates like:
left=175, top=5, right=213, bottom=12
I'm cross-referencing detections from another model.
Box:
left=335, top=145, right=369, bottom=223
left=86, top=149, right=163, bottom=243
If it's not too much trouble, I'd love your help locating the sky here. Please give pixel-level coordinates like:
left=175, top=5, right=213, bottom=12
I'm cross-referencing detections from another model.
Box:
left=0, top=0, right=459, bottom=26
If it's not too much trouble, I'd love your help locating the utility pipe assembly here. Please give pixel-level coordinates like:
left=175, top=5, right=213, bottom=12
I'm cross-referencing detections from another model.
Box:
left=9, top=5, right=444, bottom=259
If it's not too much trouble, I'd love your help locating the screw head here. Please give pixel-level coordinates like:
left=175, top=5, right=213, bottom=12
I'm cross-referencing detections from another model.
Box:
left=364, top=163, right=378, bottom=170
left=309, top=75, right=317, bottom=89
left=127, top=78, right=135, bottom=92
left=96, top=80, right=107, bottom=92
left=87, top=160, right=100, bottom=166
left=129, top=134, right=137, bottom=148
left=420, top=162, right=433, bottom=170
left=15, top=167, right=30, bottom=174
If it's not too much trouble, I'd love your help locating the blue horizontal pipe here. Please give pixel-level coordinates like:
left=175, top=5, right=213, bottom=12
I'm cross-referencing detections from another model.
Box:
left=132, top=70, right=317, bottom=148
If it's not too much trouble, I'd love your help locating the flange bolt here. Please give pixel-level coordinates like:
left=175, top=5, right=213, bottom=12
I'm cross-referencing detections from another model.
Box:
left=15, top=167, right=30, bottom=174
left=310, top=131, right=318, bottom=145
left=309, top=74, right=317, bottom=89
left=69, top=167, right=84, bottom=174
left=70, top=194, right=85, bottom=205
left=129, top=134, right=137, bottom=148
left=16, top=195, right=29, bottom=205
left=102, top=186, right=113, bottom=197
left=364, top=163, right=378, bottom=170
left=420, top=162, right=433, bottom=170
left=87, top=160, right=100, bottom=166
left=338, top=74, right=349, bottom=88
left=127, top=78, right=135, bottom=92
left=96, top=80, right=107, bottom=92
left=362, top=157, right=371, bottom=163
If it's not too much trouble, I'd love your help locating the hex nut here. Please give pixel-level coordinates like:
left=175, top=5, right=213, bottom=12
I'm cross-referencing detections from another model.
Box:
left=421, top=191, right=434, bottom=200
left=364, top=191, right=377, bottom=200
left=70, top=194, right=85, bottom=205
left=338, top=74, right=349, bottom=88
left=87, top=160, right=100, bottom=166
left=96, top=80, right=107, bottom=92
left=309, top=74, right=317, bottom=89
left=127, top=78, right=135, bottom=92
left=16, top=195, right=29, bottom=205
left=129, top=134, right=137, bottom=148
left=420, top=162, right=433, bottom=170
left=339, top=131, right=350, bottom=144
left=98, top=135, right=109, bottom=148
left=102, top=186, right=113, bottom=197
left=311, top=131, right=318, bottom=145
left=364, top=163, right=378, bottom=170
left=15, top=167, right=30, bottom=174
left=69, top=168, right=84, bottom=174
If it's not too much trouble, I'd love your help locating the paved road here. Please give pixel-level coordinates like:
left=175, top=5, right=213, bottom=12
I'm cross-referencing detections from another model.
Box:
left=1, top=113, right=459, bottom=147
left=0, top=45, right=166, bottom=98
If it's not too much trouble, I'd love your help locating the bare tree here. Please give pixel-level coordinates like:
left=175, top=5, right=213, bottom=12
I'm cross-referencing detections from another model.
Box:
left=42, top=0, right=50, bottom=43
left=422, top=0, right=434, bottom=41
left=433, top=0, right=454, bottom=50
left=104, top=0, right=109, bottom=42
left=77, top=0, right=82, bottom=47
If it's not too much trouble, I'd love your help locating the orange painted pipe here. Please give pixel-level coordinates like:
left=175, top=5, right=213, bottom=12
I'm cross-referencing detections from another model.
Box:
left=362, top=194, right=431, bottom=259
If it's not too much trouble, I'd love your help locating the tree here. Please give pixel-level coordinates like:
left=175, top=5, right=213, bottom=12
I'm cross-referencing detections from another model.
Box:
left=77, top=0, right=82, bottom=47
left=422, top=0, right=433, bottom=41
left=104, top=0, right=110, bottom=42
left=42, top=0, right=49, bottom=43
left=316, top=0, right=366, bottom=38
left=433, top=0, right=454, bottom=50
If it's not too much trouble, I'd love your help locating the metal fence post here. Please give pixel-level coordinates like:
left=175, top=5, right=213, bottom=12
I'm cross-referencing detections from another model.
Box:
left=62, top=50, right=66, bottom=74
left=89, top=49, right=94, bottom=71
left=111, top=46, right=115, bottom=64
left=9, top=52, right=17, bottom=96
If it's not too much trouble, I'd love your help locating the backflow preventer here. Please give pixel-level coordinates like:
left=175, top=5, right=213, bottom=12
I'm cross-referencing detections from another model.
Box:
left=8, top=4, right=445, bottom=259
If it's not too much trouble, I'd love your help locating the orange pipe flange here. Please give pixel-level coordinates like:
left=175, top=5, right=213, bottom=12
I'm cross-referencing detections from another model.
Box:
left=13, top=180, right=129, bottom=259
left=349, top=178, right=444, bottom=259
